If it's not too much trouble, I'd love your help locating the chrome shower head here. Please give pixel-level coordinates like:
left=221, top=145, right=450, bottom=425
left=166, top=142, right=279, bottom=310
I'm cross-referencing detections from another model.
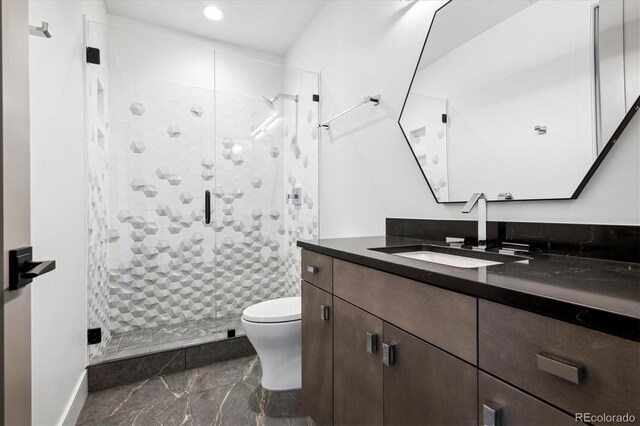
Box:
left=262, top=95, right=278, bottom=110
left=262, top=93, right=298, bottom=110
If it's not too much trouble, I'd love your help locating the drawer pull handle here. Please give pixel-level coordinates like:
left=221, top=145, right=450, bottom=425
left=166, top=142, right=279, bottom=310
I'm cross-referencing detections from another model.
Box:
left=306, top=265, right=319, bottom=274
left=382, top=342, right=396, bottom=366
left=366, top=332, right=378, bottom=354
left=320, top=304, right=330, bottom=321
left=536, top=353, right=584, bottom=384
left=482, top=402, right=502, bottom=426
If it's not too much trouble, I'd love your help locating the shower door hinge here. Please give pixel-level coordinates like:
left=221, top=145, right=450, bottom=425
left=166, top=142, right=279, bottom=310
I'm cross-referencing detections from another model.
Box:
left=86, top=47, right=101, bottom=65
left=88, top=327, right=102, bottom=345
left=312, top=94, right=320, bottom=102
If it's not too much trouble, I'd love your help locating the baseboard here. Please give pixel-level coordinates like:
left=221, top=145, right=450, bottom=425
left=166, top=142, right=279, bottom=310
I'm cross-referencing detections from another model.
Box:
left=60, top=370, right=88, bottom=426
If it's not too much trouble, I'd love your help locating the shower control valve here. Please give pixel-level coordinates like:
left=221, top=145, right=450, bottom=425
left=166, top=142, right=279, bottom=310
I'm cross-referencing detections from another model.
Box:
left=286, top=187, right=302, bottom=206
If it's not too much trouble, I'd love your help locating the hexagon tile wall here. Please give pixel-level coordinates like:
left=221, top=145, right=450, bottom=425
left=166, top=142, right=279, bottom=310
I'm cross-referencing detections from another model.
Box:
left=87, top=69, right=319, bottom=359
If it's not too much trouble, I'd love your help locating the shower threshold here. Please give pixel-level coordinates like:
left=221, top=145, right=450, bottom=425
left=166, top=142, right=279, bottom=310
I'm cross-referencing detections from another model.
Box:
left=91, top=315, right=245, bottom=365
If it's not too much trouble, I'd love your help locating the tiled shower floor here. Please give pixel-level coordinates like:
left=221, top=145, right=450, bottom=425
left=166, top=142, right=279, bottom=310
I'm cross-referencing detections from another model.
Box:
left=93, top=316, right=245, bottom=364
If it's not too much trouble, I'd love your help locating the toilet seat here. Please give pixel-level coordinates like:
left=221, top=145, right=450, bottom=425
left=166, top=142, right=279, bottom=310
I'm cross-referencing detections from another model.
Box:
left=242, top=297, right=301, bottom=323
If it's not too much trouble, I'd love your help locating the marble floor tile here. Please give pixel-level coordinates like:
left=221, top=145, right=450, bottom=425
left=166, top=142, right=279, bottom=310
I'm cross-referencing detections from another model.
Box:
left=78, top=356, right=310, bottom=426
left=186, top=356, right=256, bottom=395
left=78, top=371, right=187, bottom=424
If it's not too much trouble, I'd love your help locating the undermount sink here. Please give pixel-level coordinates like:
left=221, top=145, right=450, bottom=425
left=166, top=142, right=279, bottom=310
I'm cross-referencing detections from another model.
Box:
left=369, top=244, right=528, bottom=269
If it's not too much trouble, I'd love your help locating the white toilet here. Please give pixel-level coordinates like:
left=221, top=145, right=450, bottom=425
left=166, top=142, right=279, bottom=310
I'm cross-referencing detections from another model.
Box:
left=242, top=296, right=301, bottom=391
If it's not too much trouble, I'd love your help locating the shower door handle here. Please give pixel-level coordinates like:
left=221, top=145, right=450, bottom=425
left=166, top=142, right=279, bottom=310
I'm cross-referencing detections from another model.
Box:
left=205, top=190, right=211, bottom=224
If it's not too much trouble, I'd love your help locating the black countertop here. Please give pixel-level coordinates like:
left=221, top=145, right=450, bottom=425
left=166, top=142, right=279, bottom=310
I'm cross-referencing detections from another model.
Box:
left=298, top=236, right=640, bottom=342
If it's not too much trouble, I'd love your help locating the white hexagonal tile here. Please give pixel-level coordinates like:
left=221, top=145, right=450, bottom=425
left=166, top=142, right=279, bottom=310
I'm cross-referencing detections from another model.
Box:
left=129, top=102, right=146, bottom=116
left=167, top=125, right=182, bottom=138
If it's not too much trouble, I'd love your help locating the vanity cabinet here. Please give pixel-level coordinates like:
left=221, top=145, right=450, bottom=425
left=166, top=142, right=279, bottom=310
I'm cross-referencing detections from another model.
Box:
left=333, top=259, right=477, bottom=364
left=302, top=250, right=333, bottom=292
left=300, top=250, right=640, bottom=426
left=479, top=299, right=640, bottom=425
left=478, top=372, right=575, bottom=426
left=383, top=323, right=477, bottom=425
left=332, top=293, right=477, bottom=426
left=301, top=280, right=333, bottom=426
left=302, top=250, right=478, bottom=426
left=333, top=297, right=383, bottom=425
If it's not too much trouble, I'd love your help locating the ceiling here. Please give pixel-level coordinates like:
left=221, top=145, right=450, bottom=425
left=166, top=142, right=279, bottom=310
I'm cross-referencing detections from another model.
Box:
left=104, top=0, right=326, bottom=56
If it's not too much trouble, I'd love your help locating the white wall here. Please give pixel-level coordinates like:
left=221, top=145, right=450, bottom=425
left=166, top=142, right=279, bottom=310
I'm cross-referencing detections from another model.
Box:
left=28, top=1, right=108, bottom=425
left=285, top=0, right=640, bottom=239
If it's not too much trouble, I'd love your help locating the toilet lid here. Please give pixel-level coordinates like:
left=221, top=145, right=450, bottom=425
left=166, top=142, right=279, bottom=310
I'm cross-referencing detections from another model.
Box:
left=242, top=297, right=301, bottom=323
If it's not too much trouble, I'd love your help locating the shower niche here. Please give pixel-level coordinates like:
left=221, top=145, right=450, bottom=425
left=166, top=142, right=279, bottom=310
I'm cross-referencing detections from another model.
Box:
left=84, top=21, right=319, bottom=362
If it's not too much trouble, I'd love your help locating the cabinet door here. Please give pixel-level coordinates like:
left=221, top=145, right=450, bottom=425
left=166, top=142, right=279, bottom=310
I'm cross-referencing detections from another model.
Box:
left=383, top=323, right=477, bottom=426
left=478, top=372, right=576, bottom=426
left=334, top=297, right=383, bottom=425
left=301, top=281, right=333, bottom=426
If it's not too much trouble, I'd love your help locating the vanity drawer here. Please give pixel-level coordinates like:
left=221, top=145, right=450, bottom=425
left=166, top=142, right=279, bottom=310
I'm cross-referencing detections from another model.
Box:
left=479, top=300, right=640, bottom=425
left=479, top=372, right=576, bottom=426
left=333, top=259, right=477, bottom=364
left=301, top=250, right=333, bottom=292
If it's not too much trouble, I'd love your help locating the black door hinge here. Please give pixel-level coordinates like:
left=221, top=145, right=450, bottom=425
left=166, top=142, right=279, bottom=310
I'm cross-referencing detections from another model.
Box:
left=312, top=94, right=320, bottom=102
left=88, top=328, right=102, bottom=345
left=86, top=47, right=100, bottom=65
left=441, top=113, right=448, bottom=124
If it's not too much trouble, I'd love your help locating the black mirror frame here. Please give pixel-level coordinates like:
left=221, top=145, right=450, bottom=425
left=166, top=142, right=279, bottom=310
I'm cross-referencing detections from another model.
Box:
left=398, top=0, right=640, bottom=204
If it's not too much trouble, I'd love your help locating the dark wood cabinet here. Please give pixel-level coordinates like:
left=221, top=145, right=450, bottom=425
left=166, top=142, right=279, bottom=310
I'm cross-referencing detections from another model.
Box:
left=479, top=300, right=640, bottom=424
left=333, top=297, right=383, bottom=425
left=478, top=372, right=576, bottom=426
left=383, top=323, right=477, bottom=426
left=301, top=281, right=333, bottom=426
left=334, top=259, right=477, bottom=364
left=302, top=249, right=333, bottom=293
left=301, top=254, right=634, bottom=426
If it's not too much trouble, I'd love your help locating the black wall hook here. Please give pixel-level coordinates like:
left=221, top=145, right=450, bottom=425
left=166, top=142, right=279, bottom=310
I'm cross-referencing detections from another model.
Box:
left=9, top=247, right=56, bottom=290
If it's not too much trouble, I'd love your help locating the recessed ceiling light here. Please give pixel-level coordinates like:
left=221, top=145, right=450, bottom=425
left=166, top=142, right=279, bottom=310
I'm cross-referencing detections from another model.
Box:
left=202, top=5, right=224, bottom=21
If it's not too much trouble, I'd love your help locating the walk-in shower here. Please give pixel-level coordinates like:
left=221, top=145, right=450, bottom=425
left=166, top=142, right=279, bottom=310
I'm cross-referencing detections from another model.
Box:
left=84, top=21, right=319, bottom=362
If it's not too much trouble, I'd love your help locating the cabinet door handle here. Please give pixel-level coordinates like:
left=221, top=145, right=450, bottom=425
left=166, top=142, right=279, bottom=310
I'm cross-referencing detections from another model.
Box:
left=536, top=353, right=584, bottom=384
left=320, top=304, right=330, bottom=321
left=482, top=402, right=502, bottom=426
left=382, top=342, right=396, bottom=365
left=306, top=265, right=319, bottom=274
left=366, top=332, right=378, bottom=354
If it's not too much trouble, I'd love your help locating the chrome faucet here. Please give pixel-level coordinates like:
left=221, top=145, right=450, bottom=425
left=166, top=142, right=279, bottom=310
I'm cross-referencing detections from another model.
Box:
left=462, top=192, right=487, bottom=251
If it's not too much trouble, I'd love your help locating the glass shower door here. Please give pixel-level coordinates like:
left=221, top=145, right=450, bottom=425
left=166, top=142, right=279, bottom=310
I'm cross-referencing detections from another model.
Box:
left=86, top=22, right=218, bottom=360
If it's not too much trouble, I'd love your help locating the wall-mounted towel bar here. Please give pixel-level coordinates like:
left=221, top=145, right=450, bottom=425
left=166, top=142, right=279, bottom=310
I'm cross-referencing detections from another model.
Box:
left=29, top=21, right=52, bottom=38
left=319, top=94, right=380, bottom=129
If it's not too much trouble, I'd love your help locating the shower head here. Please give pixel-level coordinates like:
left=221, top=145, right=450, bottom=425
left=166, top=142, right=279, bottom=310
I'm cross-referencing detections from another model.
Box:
left=263, top=96, right=277, bottom=110
left=262, top=93, right=299, bottom=110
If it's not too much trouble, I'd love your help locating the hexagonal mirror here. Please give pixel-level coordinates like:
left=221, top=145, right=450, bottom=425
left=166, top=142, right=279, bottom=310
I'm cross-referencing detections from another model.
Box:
left=399, top=0, right=639, bottom=203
